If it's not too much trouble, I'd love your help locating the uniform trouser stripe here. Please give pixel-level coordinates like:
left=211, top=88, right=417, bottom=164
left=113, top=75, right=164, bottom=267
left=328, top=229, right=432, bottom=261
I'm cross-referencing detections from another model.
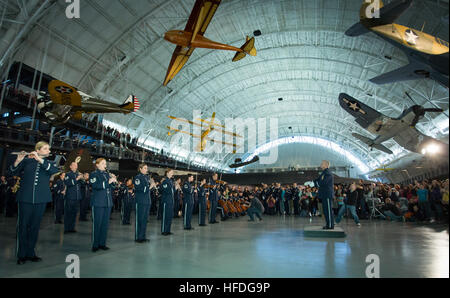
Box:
left=328, top=200, right=331, bottom=227
left=184, top=203, right=188, bottom=227
left=16, top=203, right=20, bottom=257
left=162, top=203, right=166, bottom=233
left=135, top=204, right=138, bottom=240
left=91, top=207, right=95, bottom=247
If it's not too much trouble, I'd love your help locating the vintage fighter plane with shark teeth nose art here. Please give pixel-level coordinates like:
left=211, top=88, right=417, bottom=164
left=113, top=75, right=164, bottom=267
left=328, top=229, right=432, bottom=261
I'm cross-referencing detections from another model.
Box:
left=346, top=0, right=449, bottom=88
left=162, top=0, right=257, bottom=86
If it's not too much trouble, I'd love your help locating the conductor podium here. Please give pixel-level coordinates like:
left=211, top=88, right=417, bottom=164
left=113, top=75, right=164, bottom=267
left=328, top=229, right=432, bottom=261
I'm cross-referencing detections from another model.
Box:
left=303, top=226, right=346, bottom=238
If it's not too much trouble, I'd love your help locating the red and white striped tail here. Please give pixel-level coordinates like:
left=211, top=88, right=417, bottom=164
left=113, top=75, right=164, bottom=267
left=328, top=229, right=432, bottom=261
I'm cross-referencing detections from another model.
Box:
left=133, top=96, right=140, bottom=112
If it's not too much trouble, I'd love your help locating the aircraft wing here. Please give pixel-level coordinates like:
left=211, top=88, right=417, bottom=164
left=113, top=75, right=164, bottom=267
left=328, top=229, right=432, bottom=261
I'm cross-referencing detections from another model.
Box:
left=48, top=80, right=82, bottom=106
left=393, top=129, right=449, bottom=155
left=352, top=133, right=394, bottom=154
left=369, top=62, right=434, bottom=85
left=163, top=0, right=221, bottom=86
left=430, top=71, right=450, bottom=88
left=167, top=126, right=202, bottom=138
left=204, top=135, right=240, bottom=148
left=163, top=46, right=196, bottom=86
left=185, top=0, right=221, bottom=40
left=338, top=93, right=382, bottom=129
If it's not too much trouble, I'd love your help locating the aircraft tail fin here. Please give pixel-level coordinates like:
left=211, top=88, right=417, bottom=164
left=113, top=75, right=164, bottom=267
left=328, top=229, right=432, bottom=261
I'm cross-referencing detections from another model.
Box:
left=356, top=0, right=412, bottom=29
left=232, top=36, right=257, bottom=62
left=119, top=95, right=140, bottom=112
left=352, top=133, right=393, bottom=154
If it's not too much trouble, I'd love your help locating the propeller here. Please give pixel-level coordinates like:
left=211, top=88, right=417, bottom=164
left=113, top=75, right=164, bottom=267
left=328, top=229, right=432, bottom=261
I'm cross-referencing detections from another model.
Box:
left=411, top=105, right=444, bottom=127
left=406, top=92, right=444, bottom=127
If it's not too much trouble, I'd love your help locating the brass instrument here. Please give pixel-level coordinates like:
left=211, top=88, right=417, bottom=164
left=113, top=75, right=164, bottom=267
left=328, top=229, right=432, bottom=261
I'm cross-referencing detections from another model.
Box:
left=11, top=179, right=20, bottom=194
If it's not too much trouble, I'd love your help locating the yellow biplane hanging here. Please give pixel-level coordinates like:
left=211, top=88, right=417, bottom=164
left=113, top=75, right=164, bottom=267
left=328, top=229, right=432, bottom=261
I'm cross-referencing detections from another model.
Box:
left=167, top=112, right=242, bottom=153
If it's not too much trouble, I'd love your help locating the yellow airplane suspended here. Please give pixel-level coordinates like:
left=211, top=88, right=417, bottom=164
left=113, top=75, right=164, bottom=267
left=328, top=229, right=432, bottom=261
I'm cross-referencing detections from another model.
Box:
left=375, top=165, right=396, bottom=172
left=346, top=0, right=449, bottom=87
left=163, top=0, right=257, bottom=86
left=167, top=112, right=242, bottom=153
left=37, top=80, right=139, bottom=125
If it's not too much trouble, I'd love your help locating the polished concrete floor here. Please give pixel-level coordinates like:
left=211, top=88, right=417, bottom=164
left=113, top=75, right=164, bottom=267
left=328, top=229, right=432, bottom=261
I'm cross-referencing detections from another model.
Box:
left=0, top=211, right=448, bottom=278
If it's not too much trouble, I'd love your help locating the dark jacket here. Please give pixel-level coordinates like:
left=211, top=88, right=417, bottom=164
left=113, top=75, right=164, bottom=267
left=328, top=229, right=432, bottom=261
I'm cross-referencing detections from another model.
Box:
left=89, top=170, right=115, bottom=208
left=64, top=171, right=82, bottom=201
left=134, top=173, right=151, bottom=205
left=182, top=181, right=193, bottom=204
left=346, top=190, right=358, bottom=206
left=160, top=177, right=174, bottom=204
left=8, top=158, right=59, bottom=204
left=314, top=168, right=334, bottom=200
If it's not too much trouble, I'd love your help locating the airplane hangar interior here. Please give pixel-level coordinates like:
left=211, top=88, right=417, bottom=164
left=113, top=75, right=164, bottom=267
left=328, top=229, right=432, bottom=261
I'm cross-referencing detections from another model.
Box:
left=0, top=0, right=448, bottom=282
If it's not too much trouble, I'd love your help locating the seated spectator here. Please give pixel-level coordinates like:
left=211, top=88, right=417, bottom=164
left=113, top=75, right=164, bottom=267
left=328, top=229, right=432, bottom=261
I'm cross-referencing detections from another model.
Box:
left=382, top=198, right=405, bottom=222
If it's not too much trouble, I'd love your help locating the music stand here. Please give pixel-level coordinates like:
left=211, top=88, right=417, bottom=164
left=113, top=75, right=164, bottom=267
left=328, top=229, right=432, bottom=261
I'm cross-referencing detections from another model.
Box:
left=367, top=196, right=385, bottom=220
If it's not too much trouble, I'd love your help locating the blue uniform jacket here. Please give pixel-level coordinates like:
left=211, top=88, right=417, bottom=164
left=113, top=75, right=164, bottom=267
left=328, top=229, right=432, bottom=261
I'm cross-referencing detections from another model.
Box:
left=134, top=173, right=151, bottom=205
left=89, top=170, right=115, bottom=207
left=8, top=158, right=59, bottom=204
left=182, top=181, right=193, bottom=204
left=80, top=179, right=90, bottom=199
left=53, top=179, right=65, bottom=198
left=122, top=186, right=134, bottom=204
left=314, top=168, right=334, bottom=200
left=160, top=178, right=174, bottom=204
left=64, top=171, right=82, bottom=201
left=208, top=181, right=218, bottom=202
left=197, top=185, right=206, bottom=200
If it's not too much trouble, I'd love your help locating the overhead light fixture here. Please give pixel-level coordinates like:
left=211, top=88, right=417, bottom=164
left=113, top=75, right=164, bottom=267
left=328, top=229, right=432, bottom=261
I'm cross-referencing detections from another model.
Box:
left=421, top=143, right=440, bottom=155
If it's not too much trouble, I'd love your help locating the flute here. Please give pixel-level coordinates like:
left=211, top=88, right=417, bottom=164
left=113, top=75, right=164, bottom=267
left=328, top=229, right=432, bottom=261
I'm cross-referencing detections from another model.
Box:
left=12, top=152, right=53, bottom=157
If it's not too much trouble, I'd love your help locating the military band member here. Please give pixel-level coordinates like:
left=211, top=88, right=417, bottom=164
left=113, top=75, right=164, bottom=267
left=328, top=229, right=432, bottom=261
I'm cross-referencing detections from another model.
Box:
left=209, top=173, right=219, bottom=224
left=174, top=177, right=182, bottom=218
left=8, top=142, right=59, bottom=265
left=314, top=160, right=334, bottom=230
left=160, top=169, right=175, bottom=236
left=134, top=164, right=154, bottom=243
left=182, top=175, right=195, bottom=230
left=79, top=173, right=90, bottom=221
left=64, top=162, right=83, bottom=233
left=90, top=158, right=117, bottom=252
left=121, top=179, right=134, bottom=225
left=198, top=178, right=207, bottom=226
left=53, top=173, right=65, bottom=224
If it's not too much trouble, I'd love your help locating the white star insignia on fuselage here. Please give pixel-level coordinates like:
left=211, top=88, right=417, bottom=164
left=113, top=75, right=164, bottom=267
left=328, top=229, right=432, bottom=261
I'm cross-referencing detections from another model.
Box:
left=405, top=30, right=418, bottom=45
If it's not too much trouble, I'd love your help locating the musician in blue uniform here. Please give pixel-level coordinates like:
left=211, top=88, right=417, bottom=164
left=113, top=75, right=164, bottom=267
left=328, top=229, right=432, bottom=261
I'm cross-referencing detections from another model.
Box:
left=134, top=164, right=154, bottom=243
left=174, top=178, right=182, bottom=218
left=182, top=175, right=195, bottom=230
left=121, top=179, right=134, bottom=225
left=160, top=169, right=174, bottom=236
left=53, top=173, right=65, bottom=224
left=314, top=160, right=335, bottom=230
left=8, top=142, right=60, bottom=265
left=90, top=158, right=117, bottom=252
left=79, top=173, right=90, bottom=221
left=198, top=178, right=207, bottom=226
left=64, top=162, right=83, bottom=233
left=209, top=173, right=219, bottom=224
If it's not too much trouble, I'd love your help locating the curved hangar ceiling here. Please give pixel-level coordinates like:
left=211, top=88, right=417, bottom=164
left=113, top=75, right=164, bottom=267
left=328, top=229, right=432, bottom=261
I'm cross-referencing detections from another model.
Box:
left=3, top=0, right=449, bottom=173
